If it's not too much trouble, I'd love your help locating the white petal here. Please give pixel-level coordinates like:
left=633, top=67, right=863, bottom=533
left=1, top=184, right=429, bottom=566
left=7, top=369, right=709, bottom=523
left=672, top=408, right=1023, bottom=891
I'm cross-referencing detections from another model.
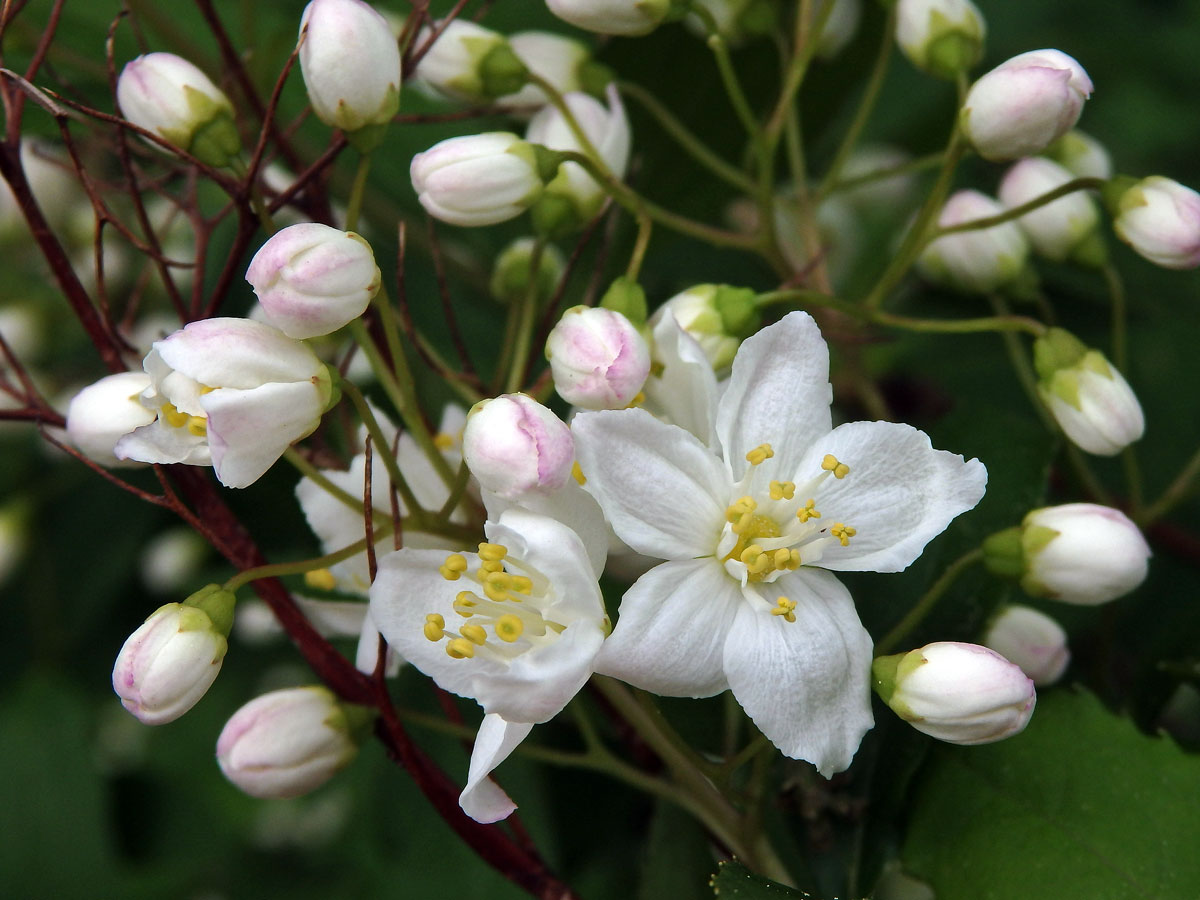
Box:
left=572, top=408, right=728, bottom=559
left=723, top=569, right=874, bottom=776
left=155, top=317, right=323, bottom=387
left=716, top=311, right=832, bottom=482
left=595, top=559, right=739, bottom=697
left=481, top=482, right=610, bottom=579
left=354, top=608, right=402, bottom=677
left=796, top=421, right=987, bottom=573
left=460, top=714, right=534, bottom=823
left=115, top=418, right=211, bottom=467
left=643, top=312, right=720, bottom=447
left=486, top=508, right=605, bottom=619
left=204, top=380, right=324, bottom=488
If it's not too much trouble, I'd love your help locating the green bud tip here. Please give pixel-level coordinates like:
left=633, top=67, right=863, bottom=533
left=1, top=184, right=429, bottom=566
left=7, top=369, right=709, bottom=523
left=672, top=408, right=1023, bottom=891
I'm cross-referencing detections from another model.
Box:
left=600, top=277, right=648, bottom=326
left=182, top=584, right=237, bottom=637
left=479, top=42, right=529, bottom=99
left=981, top=526, right=1026, bottom=579
left=1032, top=327, right=1088, bottom=381
left=712, top=285, right=761, bottom=338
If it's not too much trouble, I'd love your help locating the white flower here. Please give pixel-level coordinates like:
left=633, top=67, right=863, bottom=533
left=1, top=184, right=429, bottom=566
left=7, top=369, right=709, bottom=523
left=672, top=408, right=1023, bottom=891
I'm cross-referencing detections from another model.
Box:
left=572, top=312, right=987, bottom=774
left=1112, top=176, right=1200, bottom=270
left=115, top=318, right=333, bottom=488
left=545, top=0, right=672, bottom=36
left=983, top=605, right=1069, bottom=686
left=369, top=509, right=607, bottom=821
left=998, top=157, right=1101, bottom=264
left=411, top=132, right=546, bottom=227
left=66, top=371, right=157, bottom=466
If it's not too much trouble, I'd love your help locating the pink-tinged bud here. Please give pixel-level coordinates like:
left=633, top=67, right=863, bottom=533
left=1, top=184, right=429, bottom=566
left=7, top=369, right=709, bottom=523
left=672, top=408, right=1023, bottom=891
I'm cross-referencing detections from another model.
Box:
left=299, top=0, right=401, bottom=150
left=1112, top=176, right=1200, bottom=270
left=917, top=189, right=1029, bottom=293
left=216, top=686, right=367, bottom=798
left=961, top=49, right=1092, bottom=162
left=116, top=53, right=241, bottom=168
left=246, top=223, right=380, bottom=339
left=546, top=306, right=650, bottom=410
left=462, top=394, right=575, bottom=499
left=112, top=586, right=235, bottom=725
left=998, top=157, right=1101, bottom=265
left=546, top=0, right=671, bottom=36
left=873, top=642, right=1035, bottom=745
left=411, top=132, right=547, bottom=227
left=66, top=371, right=157, bottom=467
left=983, top=605, right=1069, bottom=686
left=1020, top=504, right=1150, bottom=605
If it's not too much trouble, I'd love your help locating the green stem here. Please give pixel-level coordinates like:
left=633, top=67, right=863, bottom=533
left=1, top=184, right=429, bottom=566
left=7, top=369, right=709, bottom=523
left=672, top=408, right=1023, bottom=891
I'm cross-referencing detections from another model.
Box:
left=626, top=215, right=653, bottom=281
left=822, top=151, right=945, bottom=200
left=876, top=548, right=984, bottom=654
left=930, top=177, right=1106, bottom=239
left=224, top=529, right=388, bottom=593
left=344, top=153, right=372, bottom=233
left=337, top=376, right=425, bottom=520
left=705, top=29, right=762, bottom=142
left=1101, top=261, right=1128, bottom=372
left=504, top=238, right=545, bottom=394
left=283, top=447, right=387, bottom=518
left=1139, top=444, right=1200, bottom=525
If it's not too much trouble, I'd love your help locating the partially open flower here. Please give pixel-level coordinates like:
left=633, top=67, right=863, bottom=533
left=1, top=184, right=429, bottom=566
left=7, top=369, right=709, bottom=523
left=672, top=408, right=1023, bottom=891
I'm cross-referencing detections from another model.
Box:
left=413, top=19, right=527, bottom=103
left=546, top=306, right=650, bottom=410
left=648, top=284, right=761, bottom=372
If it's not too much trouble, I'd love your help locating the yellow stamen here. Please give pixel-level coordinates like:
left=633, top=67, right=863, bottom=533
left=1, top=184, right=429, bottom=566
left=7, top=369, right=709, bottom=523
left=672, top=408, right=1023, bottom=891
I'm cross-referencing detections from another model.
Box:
left=185, top=415, right=207, bottom=436
left=495, top=614, right=524, bottom=643
left=739, top=544, right=770, bottom=574
left=797, top=498, right=821, bottom=523
left=769, top=480, right=795, bottom=501
left=821, top=454, right=850, bottom=479
left=439, top=553, right=469, bottom=581
left=745, top=443, right=774, bottom=466
left=571, top=461, right=586, bottom=485
left=460, top=624, right=488, bottom=645
left=454, top=591, right=478, bottom=616
left=625, top=391, right=646, bottom=409
left=303, top=568, right=337, bottom=591
left=773, top=548, right=801, bottom=571
left=446, top=638, right=475, bottom=659
left=478, top=542, right=508, bottom=562
left=510, top=575, right=533, bottom=594
left=423, top=614, right=446, bottom=642
left=830, top=523, right=857, bottom=547
left=433, top=432, right=454, bottom=451
left=161, top=402, right=189, bottom=429
left=769, top=596, right=797, bottom=623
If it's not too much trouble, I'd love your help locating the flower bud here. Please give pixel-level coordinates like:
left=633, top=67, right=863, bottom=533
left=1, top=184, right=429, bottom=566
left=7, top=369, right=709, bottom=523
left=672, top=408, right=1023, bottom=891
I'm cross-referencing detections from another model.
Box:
left=462, top=393, right=575, bottom=499
left=216, top=686, right=368, bottom=798
left=873, top=642, right=1035, bottom=745
left=895, top=0, right=986, bottom=81
left=414, top=19, right=528, bottom=104
left=961, top=49, right=1092, bottom=162
left=299, top=0, right=401, bottom=151
left=1110, top=176, right=1200, bottom=270
left=526, top=86, right=631, bottom=236
left=985, top=503, right=1150, bottom=605
left=112, top=585, right=235, bottom=725
left=489, top=237, right=566, bottom=306
left=813, top=0, right=862, bottom=61
left=246, top=223, right=380, bottom=339
left=502, top=31, right=605, bottom=110
left=686, top=0, right=777, bottom=45
left=410, top=132, right=551, bottom=227
left=546, top=0, right=673, bottom=36
left=0, top=141, right=78, bottom=237
left=917, top=190, right=1030, bottom=293
left=1045, top=129, right=1112, bottom=180
left=116, top=53, right=241, bottom=167
left=648, top=284, right=761, bottom=371
left=599, top=276, right=649, bottom=327
left=838, top=144, right=917, bottom=214
left=998, top=157, right=1103, bottom=265
left=546, top=305, right=651, bottom=410
left=66, top=371, right=157, bottom=467
left=982, top=605, right=1069, bottom=686
left=1032, top=328, right=1143, bottom=456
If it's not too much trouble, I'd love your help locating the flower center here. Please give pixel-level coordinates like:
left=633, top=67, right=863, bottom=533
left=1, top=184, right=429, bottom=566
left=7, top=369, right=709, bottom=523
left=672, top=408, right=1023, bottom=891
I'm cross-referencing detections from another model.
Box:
left=424, top=542, right=564, bottom=661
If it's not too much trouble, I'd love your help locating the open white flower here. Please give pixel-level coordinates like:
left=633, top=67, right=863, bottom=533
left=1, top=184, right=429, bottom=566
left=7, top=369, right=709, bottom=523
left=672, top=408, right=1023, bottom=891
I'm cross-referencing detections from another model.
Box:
left=572, top=311, right=986, bottom=775
left=369, top=508, right=606, bottom=822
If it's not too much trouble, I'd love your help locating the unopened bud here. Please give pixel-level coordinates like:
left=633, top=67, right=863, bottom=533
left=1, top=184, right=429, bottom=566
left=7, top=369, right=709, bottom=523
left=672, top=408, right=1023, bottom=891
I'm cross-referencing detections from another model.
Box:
left=411, top=133, right=551, bottom=227
left=1045, top=129, right=1112, bottom=180
left=895, top=0, right=986, bottom=80
left=599, top=276, right=648, bottom=327
left=66, top=371, right=157, bottom=467
left=813, top=0, right=862, bottom=61
left=489, top=237, right=566, bottom=306
left=1033, top=328, right=1143, bottom=456
left=1111, top=176, right=1200, bottom=270
left=648, top=284, right=760, bottom=371
left=462, top=394, right=575, bottom=499
left=983, top=605, right=1069, bottom=686
left=686, top=0, right=777, bottom=45
left=546, top=306, right=651, bottom=410
left=503, top=32, right=593, bottom=110
left=998, top=157, right=1103, bottom=266
left=414, top=19, right=528, bottom=103
left=873, top=642, right=1035, bottom=745
left=545, top=0, right=673, bottom=36
left=917, top=189, right=1030, bottom=293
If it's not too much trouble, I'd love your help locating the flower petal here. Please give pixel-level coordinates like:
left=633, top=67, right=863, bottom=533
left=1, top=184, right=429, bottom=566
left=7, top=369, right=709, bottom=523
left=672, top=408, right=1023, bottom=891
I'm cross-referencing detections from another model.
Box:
left=643, top=312, right=720, bottom=447
left=572, top=408, right=728, bottom=559
left=481, top=481, right=610, bottom=579
left=716, top=311, right=832, bottom=482
left=155, top=317, right=324, bottom=388
left=204, top=380, right=325, bottom=488
left=459, top=714, right=534, bottom=823
left=595, top=559, right=739, bottom=697
left=723, top=568, right=874, bottom=776
left=795, top=421, right=987, bottom=573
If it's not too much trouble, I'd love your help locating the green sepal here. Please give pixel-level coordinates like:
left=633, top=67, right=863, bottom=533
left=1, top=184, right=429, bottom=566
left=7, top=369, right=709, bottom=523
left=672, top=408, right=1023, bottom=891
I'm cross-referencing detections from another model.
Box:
left=1101, top=174, right=1141, bottom=218
left=924, top=31, right=984, bottom=81
left=599, top=277, right=648, bottom=326
left=182, top=584, right=236, bottom=637
left=478, top=42, right=529, bottom=99
left=1032, top=327, right=1088, bottom=381
left=871, top=649, right=926, bottom=717
left=578, top=60, right=615, bottom=98
left=319, top=363, right=341, bottom=413
left=187, top=112, right=242, bottom=169
left=338, top=702, right=378, bottom=745
left=530, top=144, right=571, bottom=184
left=346, top=121, right=390, bottom=155
left=982, top=526, right=1026, bottom=579
left=712, top=285, right=760, bottom=338
left=1068, top=228, right=1109, bottom=269
left=531, top=188, right=584, bottom=240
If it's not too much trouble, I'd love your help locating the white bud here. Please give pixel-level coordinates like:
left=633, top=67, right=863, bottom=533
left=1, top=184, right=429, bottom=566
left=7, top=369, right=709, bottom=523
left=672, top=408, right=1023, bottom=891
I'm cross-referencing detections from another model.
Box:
left=410, top=132, right=546, bottom=227
left=983, top=605, right=1069, bottom=686
left=140, top=528, right=210, bottom=594
left=685, top=0, right=777, bottom=44
left=813, top=0, right=862, bottom=61
left=874, top=642, right=1035, bottom=745
left=895, top=0, right=986, bottom=80
left=998, top=157, right=1101, bottom=264
left=489, top=237, right=566, bottom=305
left=1021, top=504, right=1150, bottom=605
left=546, top=306, right=651, bottom=410
left=66, top=371, right=157, bottom=467
left=0, top=141, right=78, bottom=236
left=116, top=53, right=241, bottom=167
left=961, top=49, right=1092, bottom=162
left=413, top=19, right=526, bottom=104
left=837, top=144, right=917, bottom=213
left=299, top=0, right=401, bottom=145
left=1045, top=129, right=1112, bottom=180
left=917, top=189, right=1029, bottom=293
left=1112, top=176, right=1200, bottom=270
left=246, top=223, right=380, bottom=339
left=462, top=394, right=575, bottom=499
left=216, top=686, right=363, bottom=798
left=1033, top=328, right=1143, bottom=456
left=545, top=0, right=671, bottom=36
left=648, top=284, right=760, bottom=371
left=502, top=31, right=592, bottom=110
left=112, top=590, right=234, bottom=725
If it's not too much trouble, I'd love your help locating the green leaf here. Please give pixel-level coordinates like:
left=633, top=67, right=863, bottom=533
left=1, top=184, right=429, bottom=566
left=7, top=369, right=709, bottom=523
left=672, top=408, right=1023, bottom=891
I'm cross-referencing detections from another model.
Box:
left=710, top=860, right=808, bottom=898
left=639, top=800, right=717, bottom=900
left=902, top=689, right=1200, bottom=900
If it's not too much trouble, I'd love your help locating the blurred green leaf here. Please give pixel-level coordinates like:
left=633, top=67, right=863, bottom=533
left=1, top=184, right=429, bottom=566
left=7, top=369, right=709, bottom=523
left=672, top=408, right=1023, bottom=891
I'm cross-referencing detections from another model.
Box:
left=710, top=860, right=808, bottom=898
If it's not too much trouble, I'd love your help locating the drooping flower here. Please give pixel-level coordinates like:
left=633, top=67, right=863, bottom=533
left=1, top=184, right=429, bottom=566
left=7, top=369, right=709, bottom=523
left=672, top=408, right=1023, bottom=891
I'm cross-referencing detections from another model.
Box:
left=572, top=311, right=986, bottom=774
left=369, top=508, right=607, bottom=821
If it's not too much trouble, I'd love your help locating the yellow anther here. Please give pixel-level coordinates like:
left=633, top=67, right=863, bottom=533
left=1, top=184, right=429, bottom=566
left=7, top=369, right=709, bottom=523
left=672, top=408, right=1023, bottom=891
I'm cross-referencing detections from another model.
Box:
left=625, top=391, right=646, bottom=409
left=433, top=432, right=454, bottom=450
left=495, top=614, right=524, bottom=643
left=423, top=614, right=446, bottom=642
left=446, top=638, right=476, bottom=659
left=478, top=542, right=508, bottom=562
left=510, top=575, right=534, bottom=594
left=460, top=624, right=488, bottom=645
left=830, top=523, right=857, bottom=547
left=769, top=480, right=795, bottom=501
left=773, top=548, right=800, bottom=571
left=454, top=591, right=478, bottom=616
left=485, top=570, right=513, bottom=589
left=303, top=568, right=337, bottom=591
left=438, top=553, right=469, bottom=581
left=161, top=402, right=190, bottom=429
left=483, top=582, right=510, bottom=603
left=797, top=498, right=821, bottom=523
left=185, top=415, right=207, bottom=436
left=198, top=385, right=215, bottom=395
left=769, top=596, right=797, bottom=623
left=479, top=559, right=504, bottom=575
left=745, top=443, right=775, bottom=466
left=725, top=496, right=757, bottom=531
left=739, top=544, right=770, bottom=574
left=571, top=461, right=587, bottom=485
left=821, top=454, right=850, bottom=479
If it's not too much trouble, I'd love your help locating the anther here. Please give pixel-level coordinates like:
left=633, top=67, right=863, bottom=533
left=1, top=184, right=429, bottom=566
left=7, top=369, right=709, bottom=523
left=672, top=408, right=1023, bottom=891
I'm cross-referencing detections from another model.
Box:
left=454, top=591, right=478, bottom=616
left=478, top=542, right=508, bottom=562
left=625, top=391, right=646, bottom=409
left=439, top=553, right=469, bottom=581
left=745, top=443, right=774, bottom=466
left=433, top=432, right=454, bottom=451
left=769, top=480, right=795, bottom=501
left=495, top=614, right=524, bottom=643
left=304, top=568, right=337, bottom=591
left=423, top=613, right=446, bottom=641
left=185, top=415, right=207, bottom=436
left=510, top=575, right=533, bottom=594
left=769, top=596, right=797, bottom=623
left=460, top=624, right=488, bottom=645
left=161, top=402, right=189, bottom=429
left=797, top=498, right=821, bottom=523
left=446, top=638, right=476, bottom=659
left=830, top=523, right=857, bottom=546
left=571, top=461, right=586, bottom=485
left=821, top=454, right=850, bottom=479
